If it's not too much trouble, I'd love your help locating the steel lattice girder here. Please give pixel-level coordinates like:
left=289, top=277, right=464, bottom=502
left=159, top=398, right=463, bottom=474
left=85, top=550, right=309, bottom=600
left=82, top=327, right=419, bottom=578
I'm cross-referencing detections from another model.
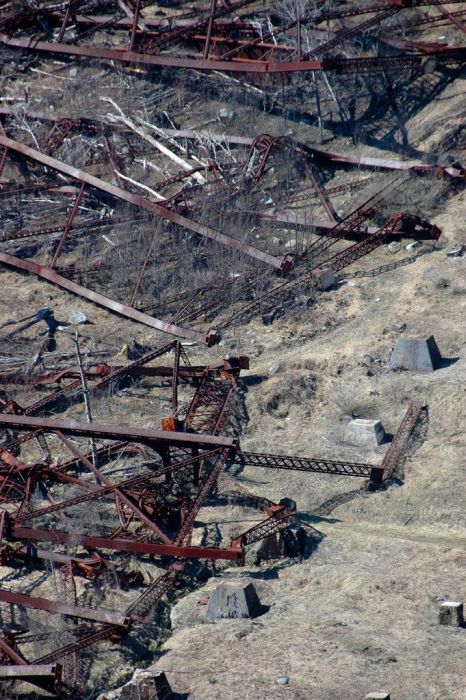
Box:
left=233, top=506, right=296, bottom=547
left=0, top=108, right=462, bottom=180
left=379, top=401, right=424, bottom=478
left=0, top=35, right=461, bottom=74
left=236, top=452, right=378, bottom=478
left=0, top=588, right=130, bottom=627
left=7, top=523, right=244, bottom=561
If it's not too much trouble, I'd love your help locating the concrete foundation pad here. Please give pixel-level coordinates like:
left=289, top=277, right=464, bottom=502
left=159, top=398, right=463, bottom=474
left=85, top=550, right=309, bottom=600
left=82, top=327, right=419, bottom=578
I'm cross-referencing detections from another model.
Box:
left=439, top=601, right=464, bottom=627
left=206, top=582, right=262, bottom=620
left=388, top=334, right=442, bottom=372
left=345, top=419, right=385, bottom=447
left=316, top=270, right=336, bottom=291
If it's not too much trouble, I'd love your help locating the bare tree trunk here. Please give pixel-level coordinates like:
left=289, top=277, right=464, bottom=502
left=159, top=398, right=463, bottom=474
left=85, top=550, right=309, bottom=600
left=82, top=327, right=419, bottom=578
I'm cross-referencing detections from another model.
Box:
left=73, top=331, right=99, bottom=469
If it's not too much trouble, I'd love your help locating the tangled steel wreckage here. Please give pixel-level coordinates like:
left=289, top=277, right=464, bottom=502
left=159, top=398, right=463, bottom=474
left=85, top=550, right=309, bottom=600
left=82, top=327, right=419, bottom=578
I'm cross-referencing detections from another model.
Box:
left=0, top=0, right=464, bottom=696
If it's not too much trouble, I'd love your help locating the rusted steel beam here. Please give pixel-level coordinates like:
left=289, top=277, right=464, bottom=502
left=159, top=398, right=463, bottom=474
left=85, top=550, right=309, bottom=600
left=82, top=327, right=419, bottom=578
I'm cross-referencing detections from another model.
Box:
left=255, top=212, right=443, bottom=240
left=1, top=32, right=464, bottom=73
left=10, top=525, right=243, bottom=561
left=0, top=357, right=245, bottom=385
left=127, top=225, right=159, bottom=308
left=0, top=133, right=288, bottom=273
left=128, top=0, right=141, bottom=50
left=172, top=341, right=181, bottom=415
left=0, top=413, right=239, bottom=456
left=203, top=0, right=217, bottom=58
left=50, top=181, right=85, bottom=268
left=0, top=636, right=26, bottom=665
left=379, top=401, right=424, bottom=479
left=0, top=252, right=217, bottom=345
left=0, top=588, right=129, bottom=626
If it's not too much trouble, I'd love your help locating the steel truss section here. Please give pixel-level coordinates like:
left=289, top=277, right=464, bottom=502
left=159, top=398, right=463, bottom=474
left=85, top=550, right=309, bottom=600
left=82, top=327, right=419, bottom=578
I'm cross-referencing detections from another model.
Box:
left=379, top=401, right=424, bottom=479
left=236, top=452, right=376, bottom=478
left=233, top=506, right=296, bottom=547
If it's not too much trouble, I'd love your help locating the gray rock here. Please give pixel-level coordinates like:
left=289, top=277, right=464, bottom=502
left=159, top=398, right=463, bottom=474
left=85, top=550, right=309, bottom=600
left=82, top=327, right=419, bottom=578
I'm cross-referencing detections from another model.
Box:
left=68, top=309, right=87, bottom=325
left=218, top=108, right=235, bottom=121
left=446, top=245, right=464, bottom=257
left=406, top=240, right=421, bottom=251
left=387, top=241, right=402, bottom=254
left=276, top=676, right=289, bottom=685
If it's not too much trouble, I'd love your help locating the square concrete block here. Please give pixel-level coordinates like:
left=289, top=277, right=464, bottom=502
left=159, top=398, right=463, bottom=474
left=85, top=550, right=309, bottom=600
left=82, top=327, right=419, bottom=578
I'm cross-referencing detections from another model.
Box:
left=206, top=582, right=262, bottom=620
left=439, top=601, right=464, bottom=627
left=388, top=334, right=442, bottom=372
left=316, top=270, right=336, bottom=291
left=344, top=419, right=385, bottom=447
left=365, top=694, right=390, bottom=700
